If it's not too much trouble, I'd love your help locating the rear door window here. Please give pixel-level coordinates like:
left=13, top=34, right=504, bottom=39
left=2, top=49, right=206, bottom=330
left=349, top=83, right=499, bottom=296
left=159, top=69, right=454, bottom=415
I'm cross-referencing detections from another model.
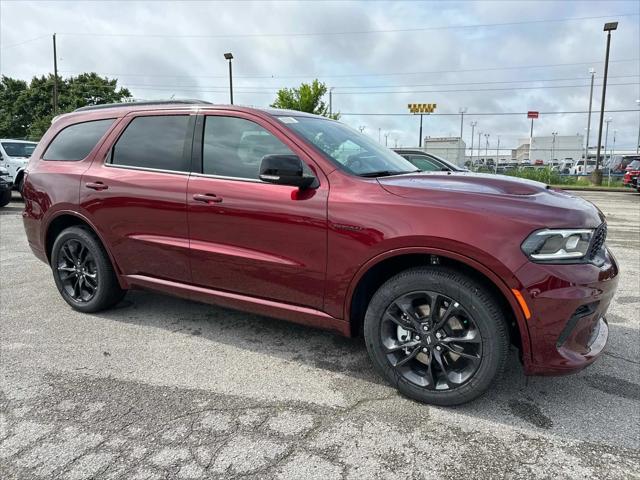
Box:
left=111, top=115, right=191, bottom=172
left=43, top=119, right=114, bottom=161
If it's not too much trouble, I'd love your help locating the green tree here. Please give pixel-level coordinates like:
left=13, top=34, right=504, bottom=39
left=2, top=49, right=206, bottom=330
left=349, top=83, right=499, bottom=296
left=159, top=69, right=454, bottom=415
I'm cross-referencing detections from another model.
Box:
left=0, top=73, right=131, bottom=139
left=271, top=79, right=339, bottom=119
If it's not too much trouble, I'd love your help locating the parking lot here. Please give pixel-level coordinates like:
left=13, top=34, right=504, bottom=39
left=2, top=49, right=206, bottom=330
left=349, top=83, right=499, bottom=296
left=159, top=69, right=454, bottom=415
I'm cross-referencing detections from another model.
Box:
left=1, top=190, right=638, bottom=479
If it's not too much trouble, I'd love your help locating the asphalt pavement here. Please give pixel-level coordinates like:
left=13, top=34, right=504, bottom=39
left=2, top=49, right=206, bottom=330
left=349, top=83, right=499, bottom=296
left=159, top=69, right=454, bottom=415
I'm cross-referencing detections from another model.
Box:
left=1, top=190, right=639, bottom=479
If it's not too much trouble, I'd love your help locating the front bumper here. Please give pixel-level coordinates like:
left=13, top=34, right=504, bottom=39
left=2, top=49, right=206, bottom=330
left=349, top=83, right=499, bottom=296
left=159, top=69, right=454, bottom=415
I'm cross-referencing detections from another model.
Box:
left=515, top=248, right=619, bottom=375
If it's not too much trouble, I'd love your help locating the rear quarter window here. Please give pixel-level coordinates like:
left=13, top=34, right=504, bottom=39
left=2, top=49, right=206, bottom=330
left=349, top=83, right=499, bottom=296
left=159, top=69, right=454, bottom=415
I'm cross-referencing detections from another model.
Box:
left=43, top=119, right=115, bottom=161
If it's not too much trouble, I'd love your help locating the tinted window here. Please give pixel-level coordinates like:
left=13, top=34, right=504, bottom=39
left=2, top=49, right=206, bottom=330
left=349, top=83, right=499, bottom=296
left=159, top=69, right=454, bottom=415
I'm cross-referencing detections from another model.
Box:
left=43, top=119, right=114, bottom=161
left=203, top=116, right=293, bottom=179
left=1, top=142, right=37, bottom=158
left=111, top=115, right=190, bottom=171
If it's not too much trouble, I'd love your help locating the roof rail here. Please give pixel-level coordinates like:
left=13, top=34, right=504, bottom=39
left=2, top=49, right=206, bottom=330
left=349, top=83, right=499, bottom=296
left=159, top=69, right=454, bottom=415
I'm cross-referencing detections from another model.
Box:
left=74, top=99, right=212, bottom=112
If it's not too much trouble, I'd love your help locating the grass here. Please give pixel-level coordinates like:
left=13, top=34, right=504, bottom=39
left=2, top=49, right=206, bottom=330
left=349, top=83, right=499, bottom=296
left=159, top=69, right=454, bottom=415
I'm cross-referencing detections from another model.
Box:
left=503, top=167, right=625, bottom=188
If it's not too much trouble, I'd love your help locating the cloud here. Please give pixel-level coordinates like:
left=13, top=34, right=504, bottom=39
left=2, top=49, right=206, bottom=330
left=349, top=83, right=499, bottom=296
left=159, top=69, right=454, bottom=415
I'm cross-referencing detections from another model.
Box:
left=1, top=0, right=638, bottom=150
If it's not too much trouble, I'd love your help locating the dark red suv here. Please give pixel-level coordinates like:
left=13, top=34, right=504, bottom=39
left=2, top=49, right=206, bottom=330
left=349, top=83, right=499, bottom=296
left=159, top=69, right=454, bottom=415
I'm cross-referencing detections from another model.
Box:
left=22, top=101, right=619, bottom=405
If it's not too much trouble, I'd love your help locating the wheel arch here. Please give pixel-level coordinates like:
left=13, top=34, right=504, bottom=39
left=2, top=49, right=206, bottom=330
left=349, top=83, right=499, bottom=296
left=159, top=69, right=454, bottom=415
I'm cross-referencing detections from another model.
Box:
left=44, top=211, right=127, bottom=288
left=346, top=247, right=532, bottom=363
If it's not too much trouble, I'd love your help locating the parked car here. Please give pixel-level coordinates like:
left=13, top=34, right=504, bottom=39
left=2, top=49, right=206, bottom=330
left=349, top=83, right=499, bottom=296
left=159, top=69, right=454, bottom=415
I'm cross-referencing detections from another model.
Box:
left=23, top=101, right=618, bottom=406
left=0, top=139, right=38, bottom=192
left=393, top=149, right=468, bottom=172
left=571, top=159, right=597, bottom=175
left=623, top=160, right=640, bottom=188
left=559, top=159, right=575, bottom=174
left=0, top=166, right=12, bottom=207
left=609, top=155, right=640, bottom=174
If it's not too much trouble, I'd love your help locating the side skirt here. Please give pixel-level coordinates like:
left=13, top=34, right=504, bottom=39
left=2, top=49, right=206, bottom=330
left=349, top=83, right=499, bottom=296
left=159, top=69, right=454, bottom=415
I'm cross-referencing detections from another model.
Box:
left=125, top=274, right=351, bottom=337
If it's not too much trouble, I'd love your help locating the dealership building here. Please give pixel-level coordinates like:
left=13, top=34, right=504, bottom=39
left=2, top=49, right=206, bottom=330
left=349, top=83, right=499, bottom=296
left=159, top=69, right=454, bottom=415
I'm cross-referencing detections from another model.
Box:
left=513, top=134, right=584, bottom=163
left=423, top=137, right=466, bottom=166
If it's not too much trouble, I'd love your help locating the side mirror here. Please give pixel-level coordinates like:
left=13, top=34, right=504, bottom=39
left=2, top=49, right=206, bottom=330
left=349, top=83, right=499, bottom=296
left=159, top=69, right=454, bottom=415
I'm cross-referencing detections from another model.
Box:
left=259, top=154, right=316, bottom=189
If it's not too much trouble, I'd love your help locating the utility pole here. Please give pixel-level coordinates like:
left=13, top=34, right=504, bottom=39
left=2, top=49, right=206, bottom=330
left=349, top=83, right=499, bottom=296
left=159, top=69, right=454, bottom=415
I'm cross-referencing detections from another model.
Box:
left=470, top=121, right=477, bottom=168
left=477, top=131, right=482, bottom=167
left=52, top=33, right=58, bottom=115
left=384, top=133, right=389, bottom=147
left=329, top=88, right=334, bottom=117
left=459, top=107, right=467, bottom=163
left=551, top=132, right=558, bottom=163
left=495, top=136, right=500, bottom=174
left=584, top=68, right=595, bottom=161
left=418, top=114, right=423, bottom=147
left=594, top=22, right=618, bottom=184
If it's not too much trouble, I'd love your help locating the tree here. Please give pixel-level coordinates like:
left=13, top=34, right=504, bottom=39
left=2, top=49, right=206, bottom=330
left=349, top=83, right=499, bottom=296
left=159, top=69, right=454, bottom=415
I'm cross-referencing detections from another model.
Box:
left=0, top=73, right=132, bottom=139
left=270, top=79, right=339, bottom=119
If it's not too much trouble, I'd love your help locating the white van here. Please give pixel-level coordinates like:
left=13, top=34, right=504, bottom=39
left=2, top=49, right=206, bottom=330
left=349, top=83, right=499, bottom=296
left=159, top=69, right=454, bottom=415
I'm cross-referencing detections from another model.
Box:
left=0, top=139, right=38, bottom=191
left=570, top=159, right=596, bottom=175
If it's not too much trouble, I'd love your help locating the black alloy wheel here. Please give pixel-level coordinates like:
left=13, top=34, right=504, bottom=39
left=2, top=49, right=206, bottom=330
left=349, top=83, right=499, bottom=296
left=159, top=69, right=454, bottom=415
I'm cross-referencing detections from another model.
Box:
left=56, top=238, right=99, bottom=303
left=381, top=290, right=482, bottom=391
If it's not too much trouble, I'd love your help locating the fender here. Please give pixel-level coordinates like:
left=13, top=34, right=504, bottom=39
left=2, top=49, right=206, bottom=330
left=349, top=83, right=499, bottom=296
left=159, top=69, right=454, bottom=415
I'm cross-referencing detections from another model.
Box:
left=43, top=209, right=130, bottom=289
left=343, top=245, right=533, bottom=365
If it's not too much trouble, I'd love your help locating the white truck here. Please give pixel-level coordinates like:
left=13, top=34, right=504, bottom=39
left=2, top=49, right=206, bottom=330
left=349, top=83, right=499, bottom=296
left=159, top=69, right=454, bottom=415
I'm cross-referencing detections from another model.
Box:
left=0, top=139, right=38, bottom=192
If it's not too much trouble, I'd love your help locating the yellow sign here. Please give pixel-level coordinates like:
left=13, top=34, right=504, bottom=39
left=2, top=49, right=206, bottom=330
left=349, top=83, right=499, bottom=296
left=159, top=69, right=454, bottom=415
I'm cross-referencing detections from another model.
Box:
left=408, top=103, right=437, bottom=114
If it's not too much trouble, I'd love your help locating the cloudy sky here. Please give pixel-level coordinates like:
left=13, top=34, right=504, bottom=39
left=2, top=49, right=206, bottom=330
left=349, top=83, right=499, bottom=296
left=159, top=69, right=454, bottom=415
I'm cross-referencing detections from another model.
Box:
left=1, top=0, right=638, bottom=151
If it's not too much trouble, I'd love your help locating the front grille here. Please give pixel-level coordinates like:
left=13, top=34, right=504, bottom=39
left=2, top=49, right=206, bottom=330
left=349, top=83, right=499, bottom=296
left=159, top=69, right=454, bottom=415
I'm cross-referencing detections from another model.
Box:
left=587, top=222, right=607, bottom=260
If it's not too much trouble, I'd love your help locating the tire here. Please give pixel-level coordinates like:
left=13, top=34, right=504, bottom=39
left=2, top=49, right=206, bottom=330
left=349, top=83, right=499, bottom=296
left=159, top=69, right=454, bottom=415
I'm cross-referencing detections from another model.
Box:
left=16, top=176, right=24, bottom=195
left=51, top=226, right=126, bottom=312
left=0, top=189, right=10, bottom=207
left=364, top=266, right=509, bottom=406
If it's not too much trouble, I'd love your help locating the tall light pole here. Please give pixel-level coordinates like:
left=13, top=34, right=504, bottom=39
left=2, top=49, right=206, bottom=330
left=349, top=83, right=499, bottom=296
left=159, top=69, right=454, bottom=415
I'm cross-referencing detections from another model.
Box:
left=224, top=52, right=234, bottom=104
left=603, top=118, right=612, bottom=168
left=495, top=136, right=500, bottom=174
left=384, top=133, right=389, bottom=147
left=477, top=130, right=482, bottom=167
left=584, top=68, right=595, bottom=162
left=329, top=87, right=334, bottom=117
left=594, top=21, right=618, bottom=185
left=636, top=99, right=640, bottom=154
left=484, top=133, right=490, bottom=166
left=470, top=121, right=477, bottom=168
left=52, top=33, right=58, bottom=115
left=551, top=132, right=558, bottom=163
left=459, top=107, right=467, bottom=163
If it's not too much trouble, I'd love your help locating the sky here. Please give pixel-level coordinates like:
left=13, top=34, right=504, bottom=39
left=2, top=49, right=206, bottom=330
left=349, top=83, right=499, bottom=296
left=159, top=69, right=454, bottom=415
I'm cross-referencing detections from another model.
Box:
left=1, top=0, right=639, bottom=152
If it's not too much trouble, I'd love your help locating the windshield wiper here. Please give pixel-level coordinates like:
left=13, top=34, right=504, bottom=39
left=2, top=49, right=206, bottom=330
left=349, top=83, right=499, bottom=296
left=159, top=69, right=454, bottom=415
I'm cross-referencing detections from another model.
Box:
left=359, top=170, right=420, bottom=178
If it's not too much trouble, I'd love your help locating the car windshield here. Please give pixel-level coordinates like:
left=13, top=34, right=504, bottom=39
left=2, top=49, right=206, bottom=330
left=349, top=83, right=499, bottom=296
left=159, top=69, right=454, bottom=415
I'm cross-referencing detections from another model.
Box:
left=627, top=160, right=640, bottom=169
left=2, top=142, right=37, bottom=158
left=279, top=116, right=417, bottom=176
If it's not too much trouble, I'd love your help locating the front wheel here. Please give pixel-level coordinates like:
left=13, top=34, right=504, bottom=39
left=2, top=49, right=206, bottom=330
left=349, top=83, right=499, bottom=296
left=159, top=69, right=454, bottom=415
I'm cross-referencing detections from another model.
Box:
left=0, top=189, right=10, bottom=207
left=51, top=226, right=126, bottom=312
left=364, top=267, right=509, bottom=406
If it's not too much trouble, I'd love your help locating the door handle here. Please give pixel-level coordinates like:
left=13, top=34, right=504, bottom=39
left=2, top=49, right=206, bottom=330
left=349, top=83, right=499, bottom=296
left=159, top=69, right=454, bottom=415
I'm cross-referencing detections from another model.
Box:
left=86, top=182, right=108, bottom=191
left=193, top=193, right=223, bottom=204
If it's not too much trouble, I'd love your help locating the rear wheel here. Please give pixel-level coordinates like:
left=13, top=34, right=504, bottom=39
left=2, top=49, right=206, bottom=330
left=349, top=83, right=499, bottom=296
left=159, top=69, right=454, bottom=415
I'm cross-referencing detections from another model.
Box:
left=51, top=226, right=126, bottom=312
left=364, top=267, right=509, bottom=406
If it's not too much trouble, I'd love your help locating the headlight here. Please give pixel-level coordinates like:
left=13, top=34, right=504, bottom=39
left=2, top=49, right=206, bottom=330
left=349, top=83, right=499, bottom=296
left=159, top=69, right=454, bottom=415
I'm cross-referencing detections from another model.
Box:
left=521, top=229, right=594, bottom=261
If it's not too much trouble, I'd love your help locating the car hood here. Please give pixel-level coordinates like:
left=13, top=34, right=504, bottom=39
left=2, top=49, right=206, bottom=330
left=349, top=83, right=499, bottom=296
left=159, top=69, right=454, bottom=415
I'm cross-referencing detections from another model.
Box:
left=376, top=172, right=604, bottom=228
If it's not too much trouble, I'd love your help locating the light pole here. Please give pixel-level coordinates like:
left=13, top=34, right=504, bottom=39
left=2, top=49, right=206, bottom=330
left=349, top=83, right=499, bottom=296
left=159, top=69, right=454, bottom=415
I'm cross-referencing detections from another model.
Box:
left=224, top=52, right=234, bottom=104
left=384, top=133, right=389, bottom=147
left=470, top=121, right=477, bottom=168
left=329, top=87, right=334, bottom=117
left=636, top=99, right=640, bottom=154
left=484, top=133, right=490, bottom=167
left=584, top=68, right=595, bottom=162
left=495, top=136, right=500, bottom=174
left=594, top=21, right=618, bottom=184
left=603, top=118, right=612, bottom=169
left=551, top=132, right=558, bottom=164
left=477, top=131, right=482, bottom=168
left=358, top=126, right=366, bottom=133
left=378, top=127, right=381, bottom=144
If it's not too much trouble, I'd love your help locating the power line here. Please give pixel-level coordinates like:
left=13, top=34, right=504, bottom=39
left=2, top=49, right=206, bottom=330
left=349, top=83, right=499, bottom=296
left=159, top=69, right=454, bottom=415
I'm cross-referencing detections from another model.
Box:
left=0, top=34, right=50, bottom=50
left=56, top=58, right=639, bottom=80
left=54, top=13, right=639, bottom=39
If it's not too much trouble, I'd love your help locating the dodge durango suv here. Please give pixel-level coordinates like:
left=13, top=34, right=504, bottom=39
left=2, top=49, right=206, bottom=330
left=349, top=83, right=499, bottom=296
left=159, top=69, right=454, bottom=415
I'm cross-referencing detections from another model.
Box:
left=22, top=101, right=619, bottom=405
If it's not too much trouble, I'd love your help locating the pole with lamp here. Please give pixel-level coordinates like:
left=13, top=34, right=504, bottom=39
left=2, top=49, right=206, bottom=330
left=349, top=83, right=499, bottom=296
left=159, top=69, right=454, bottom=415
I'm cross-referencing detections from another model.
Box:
left=593, top=21, right=618, bottom=185
left=408, top=103, right=436, bottom=148
left=470, top=121, right=477, bottom=170
left=495, top=136, right=500, bottom=174
left=551, top=132, right=558, bottom=164
left=609, top=128, right=616, bottom=185
left=603, top=117, right=612, bottom=174
left=477, top=130, right=482, bottom=169
left=484, top=133, right=490, bottom=168
left=223, top=52, right=234, bottom=104
left=459, top=107, right=467, bottom=161
left=584, top=68, right=595, bottom=162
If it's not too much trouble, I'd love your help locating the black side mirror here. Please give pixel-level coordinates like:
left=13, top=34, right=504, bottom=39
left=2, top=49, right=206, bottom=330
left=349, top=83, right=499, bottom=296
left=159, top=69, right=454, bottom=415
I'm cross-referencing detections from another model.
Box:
left=259, top=154, right=316, bottom=189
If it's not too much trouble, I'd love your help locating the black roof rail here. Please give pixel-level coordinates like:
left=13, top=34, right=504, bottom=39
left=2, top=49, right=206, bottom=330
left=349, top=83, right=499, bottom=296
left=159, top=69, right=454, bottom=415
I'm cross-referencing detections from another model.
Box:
left=74, top=99, right=212, bottom=112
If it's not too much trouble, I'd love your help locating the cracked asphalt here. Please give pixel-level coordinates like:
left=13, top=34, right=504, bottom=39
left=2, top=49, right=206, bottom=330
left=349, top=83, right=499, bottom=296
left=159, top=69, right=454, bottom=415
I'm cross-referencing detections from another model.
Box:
left=1, top=190, right=639, bottom=479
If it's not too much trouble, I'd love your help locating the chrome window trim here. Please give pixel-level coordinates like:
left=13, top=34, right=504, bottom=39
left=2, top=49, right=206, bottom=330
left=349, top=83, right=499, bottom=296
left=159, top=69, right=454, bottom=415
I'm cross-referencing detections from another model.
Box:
left=190, top=172, right=264, bottom=184
left=103, top=162, right=190, bottom=177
